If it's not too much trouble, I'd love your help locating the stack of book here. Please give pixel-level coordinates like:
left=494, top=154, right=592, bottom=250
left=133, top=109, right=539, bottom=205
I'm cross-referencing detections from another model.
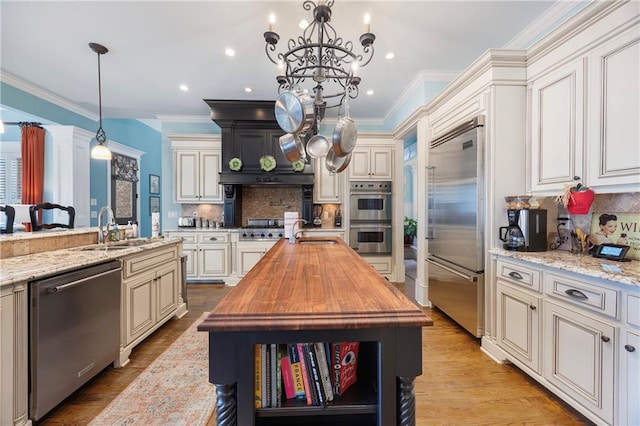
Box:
left=254, top=341, right=359, bottom=408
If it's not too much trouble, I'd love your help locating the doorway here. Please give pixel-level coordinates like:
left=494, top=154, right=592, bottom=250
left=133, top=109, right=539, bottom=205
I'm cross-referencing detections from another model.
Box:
left=403, top=134, right=418, bottom=290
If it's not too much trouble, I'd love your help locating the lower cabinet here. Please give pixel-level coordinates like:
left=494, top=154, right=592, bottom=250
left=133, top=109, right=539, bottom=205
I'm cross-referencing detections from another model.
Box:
left=543, top=300, right=615, bottom=424
left=237, top=241, right=277, bottom=278
left=361, top=255, right=392, bottom=275
left=494, top=256, right=635, bottom=425
left=118, top=243, right=184, bottom=367
left=165, top=231, right=231, bottom=281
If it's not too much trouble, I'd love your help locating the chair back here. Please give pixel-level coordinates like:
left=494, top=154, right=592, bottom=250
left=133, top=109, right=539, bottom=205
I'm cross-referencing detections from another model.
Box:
left=29, top=203, right=75, bottom=231
left=1, top=205, right=16, bottom=234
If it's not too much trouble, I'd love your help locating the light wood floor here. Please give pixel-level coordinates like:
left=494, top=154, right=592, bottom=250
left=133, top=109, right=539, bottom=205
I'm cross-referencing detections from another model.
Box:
left=37, top=280, right=593, bottom=426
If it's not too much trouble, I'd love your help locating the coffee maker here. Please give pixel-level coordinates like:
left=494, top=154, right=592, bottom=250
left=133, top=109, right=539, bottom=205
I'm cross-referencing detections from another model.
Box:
left=499, top=209, right=547, bottom=252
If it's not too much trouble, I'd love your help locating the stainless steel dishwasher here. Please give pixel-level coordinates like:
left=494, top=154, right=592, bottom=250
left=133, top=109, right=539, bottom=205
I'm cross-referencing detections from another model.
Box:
left=29, top=260, right=122, bottom=421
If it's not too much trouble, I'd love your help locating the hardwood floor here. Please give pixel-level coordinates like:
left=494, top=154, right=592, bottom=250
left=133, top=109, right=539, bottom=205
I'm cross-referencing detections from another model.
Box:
left=37, top=281, right=593, bottom=425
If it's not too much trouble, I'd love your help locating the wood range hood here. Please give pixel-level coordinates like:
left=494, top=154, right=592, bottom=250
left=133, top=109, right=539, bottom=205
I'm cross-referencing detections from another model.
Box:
left=204, top=99, right=314, bottom=186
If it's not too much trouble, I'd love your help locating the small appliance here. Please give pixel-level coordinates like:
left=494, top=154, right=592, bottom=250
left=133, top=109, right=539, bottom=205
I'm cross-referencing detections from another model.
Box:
left=334, top=208, right=342, bottom=227
left=312, top=204, right=323, bottom=227
left=178, top=217, right=196, bottom=227
left=499, top=209, right=547, bottom=252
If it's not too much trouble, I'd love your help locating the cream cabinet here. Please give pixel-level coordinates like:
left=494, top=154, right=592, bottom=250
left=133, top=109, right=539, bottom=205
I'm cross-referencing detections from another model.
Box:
left=237, top=240, right=277, bottom=278
left=171, top=136, right=223, bottom=203
left=543, top=300, right=615, bottom=424
left=314, top=157, right=343, bottom=203
left=621, top=294, right=640, bottom=426
left=529, top=59, right=585, bottom=192
left=361, top=255, right=392, bottom=276
left=527, top=4, right=640, bottom=194
left=118, top=243, right=184, bottom=367
left=348, top=146, right=393, bottom=180
left=165, top=231, right=231, bottom=281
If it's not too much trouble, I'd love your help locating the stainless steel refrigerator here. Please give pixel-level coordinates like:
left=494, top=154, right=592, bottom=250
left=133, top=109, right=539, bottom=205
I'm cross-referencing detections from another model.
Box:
left=426, top=116, right=484, bottom=337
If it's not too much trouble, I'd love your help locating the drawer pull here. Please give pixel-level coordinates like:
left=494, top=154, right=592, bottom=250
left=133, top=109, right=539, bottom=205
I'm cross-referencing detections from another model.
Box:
left=209, top=237, right=218, bottom=241
left=601, top=335, right=610, bottom=343
left=565, top=288, right=588, bottom=300
left=508, top=271, right=523, bottom=280
left=529, top=305, right=537, bottom=310
left=625, top=344, right=636, bottom=352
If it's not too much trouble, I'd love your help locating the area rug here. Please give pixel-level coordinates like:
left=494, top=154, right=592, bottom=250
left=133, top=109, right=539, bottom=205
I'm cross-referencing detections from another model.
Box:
left=89, top=313, right=216, bottom=426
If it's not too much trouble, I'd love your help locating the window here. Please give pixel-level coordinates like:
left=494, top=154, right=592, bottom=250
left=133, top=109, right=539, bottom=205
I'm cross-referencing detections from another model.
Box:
left=0, top=142, right=22, bottom=204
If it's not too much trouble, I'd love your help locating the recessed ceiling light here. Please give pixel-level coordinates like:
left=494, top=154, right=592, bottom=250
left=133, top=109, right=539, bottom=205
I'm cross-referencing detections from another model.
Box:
left=298, top=19, right=309, bottom=30
left=179, top=84, right=189, bottom=92
left=244, top=87, right=253, bottom=93
left=366, top=89, right=374, bottom=96
left=225, top=48, right=236, bottom=57
left=385, top=52, right=395, bottom=60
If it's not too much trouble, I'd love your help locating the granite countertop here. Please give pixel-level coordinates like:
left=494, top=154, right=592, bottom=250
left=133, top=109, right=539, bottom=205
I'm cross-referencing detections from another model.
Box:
left=490, top=248, right=640, bottom=287
left=0, top=238, right=181, bottom=286
left=165, top=227, right=345, bottom=233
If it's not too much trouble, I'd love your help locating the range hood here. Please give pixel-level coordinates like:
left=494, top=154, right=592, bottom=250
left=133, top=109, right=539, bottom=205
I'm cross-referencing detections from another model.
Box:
left=205, top=100, right=314, bottom=186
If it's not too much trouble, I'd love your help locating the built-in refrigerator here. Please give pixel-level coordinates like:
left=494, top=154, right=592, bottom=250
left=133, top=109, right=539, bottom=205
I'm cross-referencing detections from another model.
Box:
left=426, top=116, right=485, bottom=337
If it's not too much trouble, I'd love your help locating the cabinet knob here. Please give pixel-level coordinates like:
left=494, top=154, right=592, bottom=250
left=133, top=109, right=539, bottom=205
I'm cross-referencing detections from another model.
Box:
left=625, top=344, right=636, bottom=352
left=601, top=335, right=610, bottom=343
left=529, top=305, right=537, bottom=310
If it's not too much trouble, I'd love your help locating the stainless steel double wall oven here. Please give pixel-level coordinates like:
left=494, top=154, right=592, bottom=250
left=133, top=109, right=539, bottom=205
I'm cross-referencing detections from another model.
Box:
left=349, top=181, right=392, bottom=254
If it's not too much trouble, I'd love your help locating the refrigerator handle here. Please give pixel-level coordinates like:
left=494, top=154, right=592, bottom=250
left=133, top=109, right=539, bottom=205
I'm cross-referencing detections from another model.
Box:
left=426, top=166, right=436, bottom=239
left=427, top=258, right=477, bottom=282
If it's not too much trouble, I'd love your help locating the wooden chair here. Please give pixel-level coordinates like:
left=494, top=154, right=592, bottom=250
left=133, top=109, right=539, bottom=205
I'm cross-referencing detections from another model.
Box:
left=1, top=205, right=15, bottom=234
left=29, top=203, right=75, bottom=231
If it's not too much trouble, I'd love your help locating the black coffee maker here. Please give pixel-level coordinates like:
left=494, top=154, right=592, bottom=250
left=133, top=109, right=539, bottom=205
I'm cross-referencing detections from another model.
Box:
left=499, top=209, right=547, bottom=252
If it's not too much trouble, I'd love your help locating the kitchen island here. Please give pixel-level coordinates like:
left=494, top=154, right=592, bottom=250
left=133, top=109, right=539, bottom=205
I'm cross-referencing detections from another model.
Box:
left=198, top=237, right=432, bottom=426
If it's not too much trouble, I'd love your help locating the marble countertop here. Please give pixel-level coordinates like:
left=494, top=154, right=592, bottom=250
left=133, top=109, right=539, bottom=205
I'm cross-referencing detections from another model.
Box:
left=490, top=248, right=640, bottom=287
left=0, top=238, right=180, bottom=286
left=165, top=227, right=345, bottom=233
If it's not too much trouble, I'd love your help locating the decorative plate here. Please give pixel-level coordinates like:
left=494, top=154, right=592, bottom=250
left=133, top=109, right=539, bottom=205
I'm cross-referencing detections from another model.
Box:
left=229, top=157, right=243, bottom=171
left=292, top=160, right=305, bottom=172
left=260, top=155, right=276, bottom=172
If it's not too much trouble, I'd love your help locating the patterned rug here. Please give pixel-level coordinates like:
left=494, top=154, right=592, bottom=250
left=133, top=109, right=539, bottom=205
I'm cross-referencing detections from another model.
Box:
left=90, top=313, right=216, bottom=426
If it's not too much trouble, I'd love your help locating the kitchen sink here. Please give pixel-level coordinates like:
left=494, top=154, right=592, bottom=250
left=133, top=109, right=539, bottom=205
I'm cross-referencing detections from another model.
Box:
left=298, top=239, right=337, bottom=245
left=111, top=239, right=154, bottom=247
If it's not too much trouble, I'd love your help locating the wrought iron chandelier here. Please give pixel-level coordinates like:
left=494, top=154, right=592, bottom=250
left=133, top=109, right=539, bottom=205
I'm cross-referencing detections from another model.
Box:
left=263, top=0, right=375, bottom=114
left=89, top=42, right=112, bottom=160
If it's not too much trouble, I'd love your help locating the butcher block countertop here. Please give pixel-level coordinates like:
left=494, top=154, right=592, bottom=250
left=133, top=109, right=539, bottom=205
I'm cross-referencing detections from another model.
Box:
left=199, top=237, right=432, bottom=332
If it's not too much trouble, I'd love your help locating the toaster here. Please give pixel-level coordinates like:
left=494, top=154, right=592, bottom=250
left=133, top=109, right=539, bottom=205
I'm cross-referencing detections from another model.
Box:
left=178, top=217, right=196, bottom=227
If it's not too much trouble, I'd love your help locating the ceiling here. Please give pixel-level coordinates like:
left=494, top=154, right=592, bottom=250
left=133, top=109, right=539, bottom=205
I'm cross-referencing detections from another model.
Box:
left=1, top=1, right=575, bottom=125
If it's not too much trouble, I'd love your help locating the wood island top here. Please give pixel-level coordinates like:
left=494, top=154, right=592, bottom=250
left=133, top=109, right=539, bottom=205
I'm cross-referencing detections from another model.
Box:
left=198, top=237, right=432, bottom=332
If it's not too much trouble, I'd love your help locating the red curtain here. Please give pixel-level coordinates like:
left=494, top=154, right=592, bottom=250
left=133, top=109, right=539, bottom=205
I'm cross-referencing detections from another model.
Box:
left=21, top=125, right=45, bottom=206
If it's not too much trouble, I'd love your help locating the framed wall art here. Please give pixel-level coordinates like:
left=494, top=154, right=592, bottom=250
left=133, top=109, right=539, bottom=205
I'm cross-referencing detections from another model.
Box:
left=149, top=196, right=160, bottom=214
left=149, top=174, right=160, bottom=195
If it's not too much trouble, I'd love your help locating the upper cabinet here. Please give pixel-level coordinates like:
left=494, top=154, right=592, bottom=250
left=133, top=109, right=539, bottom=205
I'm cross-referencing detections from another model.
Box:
left=170, top=135, right=222, bottom=203
left=527, top=3, right=640, bottom=194
left=314, top=157, right=343, bottom=203
left=348, top=137, right=395, bottom=180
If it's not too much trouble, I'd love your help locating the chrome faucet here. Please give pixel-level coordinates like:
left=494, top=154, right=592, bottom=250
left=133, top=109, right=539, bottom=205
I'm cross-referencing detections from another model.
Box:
left=289, top=219, right=307, bottom=244
left=97, top=206, right=114, bottom=244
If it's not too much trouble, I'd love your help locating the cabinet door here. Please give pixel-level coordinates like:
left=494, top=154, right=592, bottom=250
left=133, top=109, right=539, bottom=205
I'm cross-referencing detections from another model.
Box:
left=124, top=272, right=156, bottom=345
left=370, top=147, right=393, bottom=179
left=200, top=150, right=223, bottom=202
left=349, top=149, right=371, bottom=179
left=199, top=245, right=230, bottom=277
left=587, top=29, right=640, bottom=188
left=237, top=247, right=266, bottom=277
left=621, top=330, right=640, bottom=426
left=182, top=245, right=198, bottom=279
left=496, top=282, right=541, bottom=373
left=314, top=157, right=342, bottom=203
left=543, top=300, right=615, bottom=423
left=174, top=150, right=200, bottom=202
left=156, top=263, right=178, bottom=322
left=234, top=129, right=268, bottom=172
left=530, top=59, right=585, bottom=192
left=0, top=292, right=12, bottom=425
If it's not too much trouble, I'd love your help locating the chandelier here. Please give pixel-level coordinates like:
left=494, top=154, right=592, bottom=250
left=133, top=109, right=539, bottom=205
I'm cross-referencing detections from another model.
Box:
left=263, top=0, right=375, bottom=114
left=89, top=42, right=112, bottom=160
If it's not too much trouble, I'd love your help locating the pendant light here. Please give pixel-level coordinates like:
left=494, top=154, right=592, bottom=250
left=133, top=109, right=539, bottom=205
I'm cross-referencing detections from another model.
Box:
left=89, top=42, right=112, bottom=160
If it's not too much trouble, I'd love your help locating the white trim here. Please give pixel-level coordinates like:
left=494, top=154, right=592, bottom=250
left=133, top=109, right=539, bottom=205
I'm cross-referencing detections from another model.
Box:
left=108, top=140, right=145, bottom=159
left=106, top=140, right=145, bottom=226
left=157, top=115, right=212, bottom=124
left=0, top=71, right=98, bottom=121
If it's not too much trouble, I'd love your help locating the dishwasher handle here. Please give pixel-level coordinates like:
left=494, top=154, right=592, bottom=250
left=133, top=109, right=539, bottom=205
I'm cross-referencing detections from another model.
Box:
left=49, top=267, right=122, bottom=293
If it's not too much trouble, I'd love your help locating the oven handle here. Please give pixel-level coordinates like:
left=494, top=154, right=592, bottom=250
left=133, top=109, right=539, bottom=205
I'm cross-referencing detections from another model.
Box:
left=350, top=224, right=392, bottom=229
left=349, top=191, right=392, bottom=196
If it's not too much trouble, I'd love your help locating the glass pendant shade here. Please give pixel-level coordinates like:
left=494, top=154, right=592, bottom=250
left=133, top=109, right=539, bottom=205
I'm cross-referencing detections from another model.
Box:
left=91, top=142, right=112, bottom=160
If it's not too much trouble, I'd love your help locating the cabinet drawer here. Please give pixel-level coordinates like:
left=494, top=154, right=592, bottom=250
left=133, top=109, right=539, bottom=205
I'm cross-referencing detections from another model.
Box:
left=123, top=245, right=179, bottom=279
left=199, top=233, right=229, bottom=244
left=168, top=233, right=198, bottom=244
left=627, top=294, right=640, bottom=328
left=545, top=272, right=618, bottom=319
left=497, top=259, right=541, bottom=292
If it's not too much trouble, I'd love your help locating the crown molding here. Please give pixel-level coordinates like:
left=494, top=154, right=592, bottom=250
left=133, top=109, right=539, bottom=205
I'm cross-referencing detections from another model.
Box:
left=156, top=115, right=213, bottom=124
left=0, top=70, right=98, bottom=121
